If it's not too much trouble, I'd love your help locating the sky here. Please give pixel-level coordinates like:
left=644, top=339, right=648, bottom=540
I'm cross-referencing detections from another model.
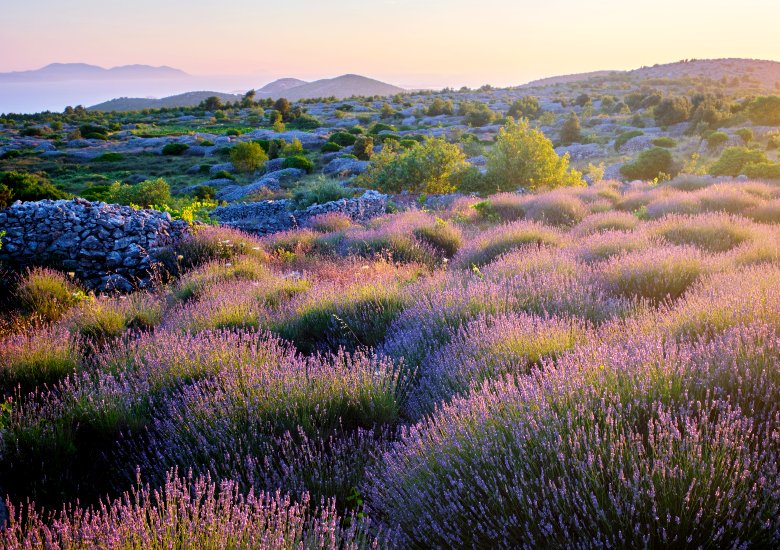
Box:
left=1, top=0, right=779, bottom=96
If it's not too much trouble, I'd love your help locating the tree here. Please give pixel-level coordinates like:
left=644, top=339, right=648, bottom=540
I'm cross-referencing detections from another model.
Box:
left=201, top=96, right=223, bottom=111
left=485, top=118, right=584, bottom=191
left=507, top=96, right=541, bottom=120
left=230, top=142, right=269, bottom=173
left=747, top=96, right=780, bottom=125
left=357, top=138, right=467, bottom=194
left=353, top=135, right=374, bottom=160
left=620, top=148, right=675, bottom=181
left=559, top=113, right=582, bottom=145
left=574, top=93, right=591, bottom=107
left=380, top=102, right=396, bottom=119
left=274, top=98, right=291, bottom=120
left=0, top=171, right=67, bottom=207
left=459, top=102, right=496, bottom=127
left=427, top=98, right=454, bottom=116
left=654, top=96, right=692, bottom=126
left=109, top=178, right=171, bottom=208
left=241, top=89, right=256, bottom=108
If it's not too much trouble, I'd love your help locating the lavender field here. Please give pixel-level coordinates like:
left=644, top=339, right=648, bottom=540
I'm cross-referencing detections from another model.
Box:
left=2, top=177, right=780, bottom=547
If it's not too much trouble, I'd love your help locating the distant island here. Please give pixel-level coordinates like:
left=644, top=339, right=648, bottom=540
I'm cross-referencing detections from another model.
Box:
left=88, top=74, right=405, bottom=111
left=0, top=63, right=189, bottom=82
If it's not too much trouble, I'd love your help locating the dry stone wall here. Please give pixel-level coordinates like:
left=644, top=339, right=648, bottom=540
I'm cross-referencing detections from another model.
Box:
left=0, top=199, right=189, bottom=291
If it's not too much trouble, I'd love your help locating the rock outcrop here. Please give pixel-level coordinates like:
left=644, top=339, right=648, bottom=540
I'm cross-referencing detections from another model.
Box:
left=0, top=199, right=189, bottom=291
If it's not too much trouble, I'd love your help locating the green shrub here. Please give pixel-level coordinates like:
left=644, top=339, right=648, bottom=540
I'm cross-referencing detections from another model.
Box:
left=352, top=136, right=374, bottom=161
left=614, top=130, right=644, bottom=151
left=282, top=155, right=314, bottom=173
left=211, top=169, right=235, bottom=181
left=654, top=96, right=692, bottom=126
left=453, top=166, right=498, bottom=195
left=292, top=177, right=351, bottom=208
left=290, top=114, right=321, bottom=130
left=369, top=123, right=397, bottom=135
left=0, top=171, right=67, bottom=207
left=559, top=113, right=581, bottom=145
left=162, top=143, right=189, bottom=156
left=736, top=128, right=754, bottom=144
left=743, top=162, right=780, bottom=179
left=321, top=142, right=343, bottom=153
left=79, top=124, right=108, bottom=140
left=357, top=138, right=467, bottom=194
left=767, top=134, right=780, bottom=150
left=413, top=218, right=463, bottom=257
left=80, top=185, right=112, bottom=202
left=109, top=178, right=171, bottom=208
left=747, top=95, right=780, bottom=125
left=225, top=129, right=241, bottom=136
left=193, top=185, right=217, bottom=200
left=706, top=132, right=728, bottom=149
left=620, top=148, right=674, bottom=181
left=485, top=118, right=584, bottom=190
left=651, top=137, right=677, bottom=148
left=427, top=98, right=455, bottom=116
left=15, top=268, right=83, bottom=321
left=460, top=102, right=496, bottom=127
left=507, top=96, right=541, bottom=120
left=709, top=147, right=767, bottom=177
left=230, top=142, right=268, bottom=173
left=330, top=132, right=357, bottom=146
left=94, top=152, right=124, bottom=162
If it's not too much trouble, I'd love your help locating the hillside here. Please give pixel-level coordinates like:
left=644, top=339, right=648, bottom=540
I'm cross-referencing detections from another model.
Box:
left=523, top=58, right=780, bottom=90
left=258, top=78, right=308, bottom=95
left=88, top=74, right=404, bottom=111
left=0, top=63, right=188, bottom=82
left=277, top=74, right=404, bottom=99
left=89, top=91, right=241, bottom=112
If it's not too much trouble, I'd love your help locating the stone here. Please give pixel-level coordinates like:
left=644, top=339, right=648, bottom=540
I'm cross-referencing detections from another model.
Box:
left=322, top=158, right=369, bottom=177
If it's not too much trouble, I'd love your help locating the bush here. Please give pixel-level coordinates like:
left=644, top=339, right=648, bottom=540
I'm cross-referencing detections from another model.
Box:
left=15, top=267, right=83, bottom=321
left=162, top=143, right=189, bottom=156
left=709, top=146, right=767, bottom=177
left=289, top=113, right=321, bottom=129
left=427, top=98, right=454, bottom=116
left=559, top=112, right=581, bottom=145
left=459, top=102, right=496, bottom=127
left=654, top=96, right=692, bottom=126
left=452, top=165, right=498, bottom=195
left=193, top=185, right=217, bottom=200
left=93, top=152, right=123, bottom=162
left=486, top=118, right=584, bottom=190
left=614, top=130, right=644, bottom=151
left=369, top=123, right=396, bottom=135
left=473, top=192, right=529, bottom=222
left=652, top=213, right=754, bottom=253
left=308, top=212, right=353, bottom=232
left=706, top=131, right=729, bottom=149
left=357, top=138, right=466, bottom=195
left=525, top=192, right=588, bottom=227
left=736, top=128, right=754, bottom=143
left=282, top=155, right=314, bottom=173
left=747, top=95, right=780, bottom=125
left=109, top=178, right=171, bottom=208
left=329, top=132, right=357, bottom=146
left=743, top=161, right=780, bottom=179
left=352, top=135, right=374, bottom=160
left=651, top=136, right=677, bottom=148
left=293, top=177, right=352, bottom=209
left=507, top=96, right=541, bottom=119
left=412, top=218, right=463, bottom=257
left=455, top=220, right=562, bottom=267
left=0, top=327, right=80, bottom=393
left=620, top=147, right=674, bottom=181
left=320, top=142, right=342, bottom=153
left=0, top=171, right=67, bottom=207
left=230, top=142, right=268, bottom=173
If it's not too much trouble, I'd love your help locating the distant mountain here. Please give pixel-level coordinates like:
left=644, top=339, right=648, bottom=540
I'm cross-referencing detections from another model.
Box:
left=89, top=91, right=240, bottom=112
left=88, top=74, right=405, bottom=111
left=524, top=70, right=617, bottom=87
left=272, top=74, right=404, bottom=100
left=258, top=78, right=308, bottom=95
left=0, top=63, right=189, bottom=82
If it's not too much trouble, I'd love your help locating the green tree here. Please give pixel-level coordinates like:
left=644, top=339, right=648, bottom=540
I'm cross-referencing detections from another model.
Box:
left=380, top=102, right=396, bottom=119
left=485, top=118, right=584, bottom=190
left=427, top=98, right=454, bottom=116
left=747, top=96, right=780, bottom=125
left=201, top=96, right=223, bottom=111
left=353, top=135, right=374, bottom=160
left=357, top=138, right=467, bottom=194
left=620, top=148, right=675, bottom=181
left=230, top=142, right=269, bottom=173
left=559, top=112, right=582, bottom=145
left=654, top=96, right=692, bottom=126
left=709, top=146, right=768, bottom=177
left=241, top=89, right=256, bottom=108
left=274, top=98, right=291, bottom=120
left=0, top=171, right=67, bottom=207
left=109, top=178, right=171, bottom=208
left=507, top=96, right=541, bottom=120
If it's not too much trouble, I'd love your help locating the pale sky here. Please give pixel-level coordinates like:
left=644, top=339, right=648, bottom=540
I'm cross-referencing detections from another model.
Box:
left=2, top=0, right=779, bottom=88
